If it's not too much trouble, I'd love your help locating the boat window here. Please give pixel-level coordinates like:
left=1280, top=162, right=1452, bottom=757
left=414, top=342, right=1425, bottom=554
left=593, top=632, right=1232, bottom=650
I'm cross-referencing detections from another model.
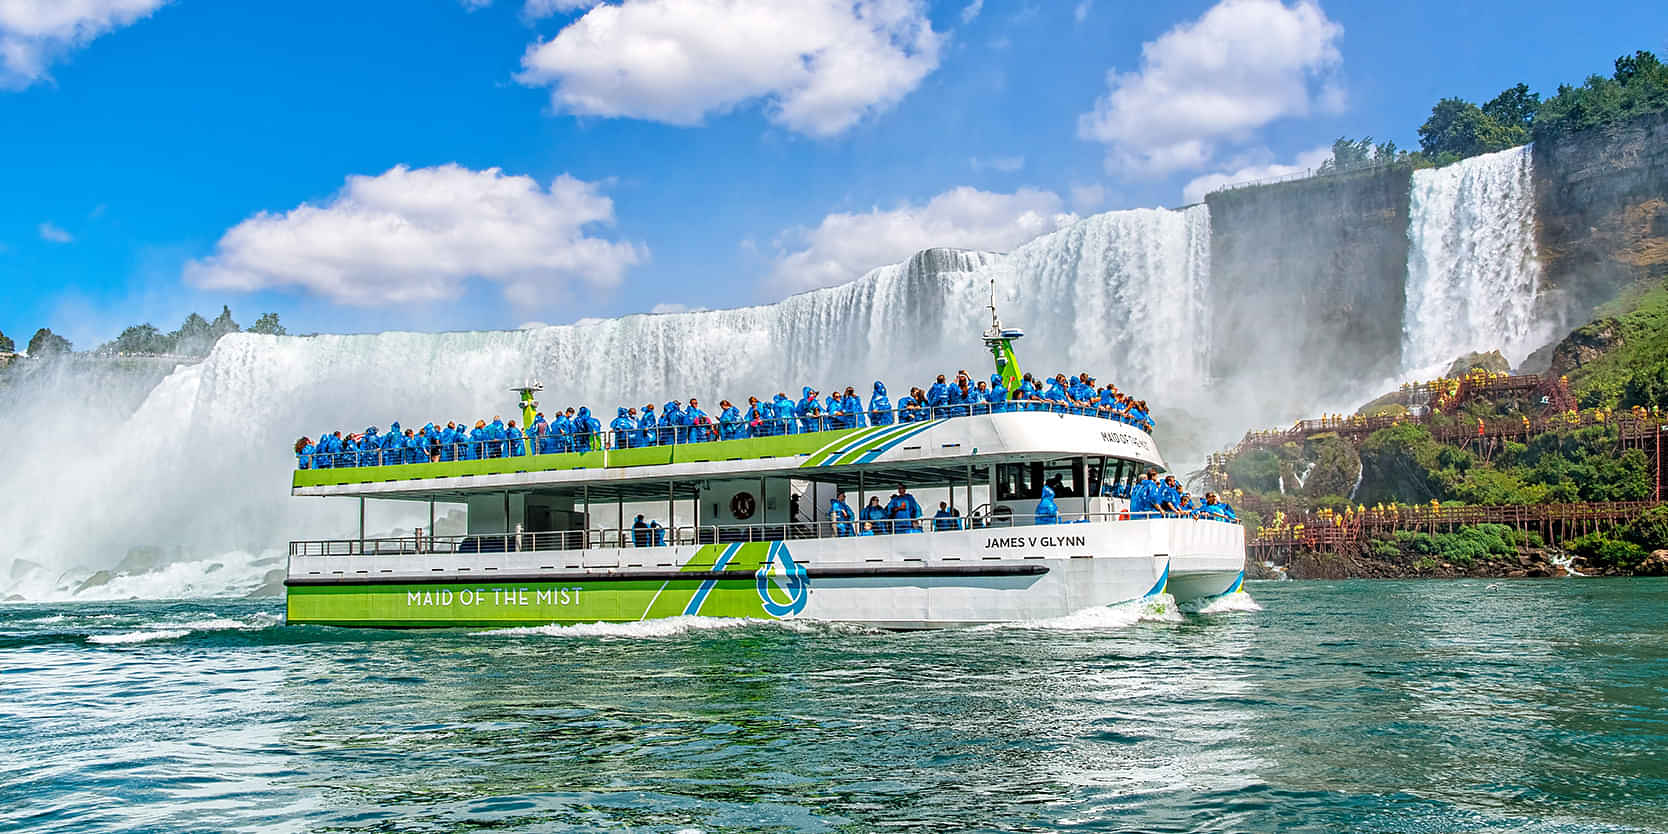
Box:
left=995, top=462, right=1041, bottom=501
left=1042, top=457, right=1081, bottom=498
left=1086, top=456, right=1106, bottom=499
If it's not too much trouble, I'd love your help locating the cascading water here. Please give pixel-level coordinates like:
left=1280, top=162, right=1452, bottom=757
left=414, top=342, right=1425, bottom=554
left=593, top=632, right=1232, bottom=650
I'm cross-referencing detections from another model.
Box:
left=0, top=205, right=1214, bottom=601
left=1402, top=145, right=1545, bottom=373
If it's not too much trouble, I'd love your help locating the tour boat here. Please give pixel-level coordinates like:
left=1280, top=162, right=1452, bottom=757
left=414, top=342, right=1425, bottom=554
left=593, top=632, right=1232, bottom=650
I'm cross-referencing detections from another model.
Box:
left=284, top=297, right=1245, bottom=629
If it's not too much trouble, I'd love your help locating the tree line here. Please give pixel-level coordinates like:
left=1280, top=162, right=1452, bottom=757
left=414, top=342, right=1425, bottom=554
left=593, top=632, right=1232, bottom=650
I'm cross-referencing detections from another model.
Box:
left=1316, top=49, right=1668, bottom=173
left=0, top=307, right=287, bottom=360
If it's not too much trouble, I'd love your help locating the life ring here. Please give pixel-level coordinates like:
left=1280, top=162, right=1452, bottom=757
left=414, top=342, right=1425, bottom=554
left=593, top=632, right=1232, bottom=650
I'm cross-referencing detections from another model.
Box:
left=730, top=491, right=757, bottom=520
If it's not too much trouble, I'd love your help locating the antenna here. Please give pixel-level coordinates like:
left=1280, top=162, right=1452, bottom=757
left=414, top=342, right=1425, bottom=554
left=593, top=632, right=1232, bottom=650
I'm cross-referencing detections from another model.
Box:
left=985, top=278, right=1002, bottom=338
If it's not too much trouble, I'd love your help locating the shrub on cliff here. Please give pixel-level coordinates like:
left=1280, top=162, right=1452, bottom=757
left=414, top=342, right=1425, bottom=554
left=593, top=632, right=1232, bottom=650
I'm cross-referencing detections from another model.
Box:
left=1536, top=51, right=1668, bottom=140
left=1228, top=448, right=1281, bottom=494
left=1620, top=505, right=1668, bottom=552
left=1565, top=532, right=1648, bottom=572
left=1357, top=424, right=1447, bottom=504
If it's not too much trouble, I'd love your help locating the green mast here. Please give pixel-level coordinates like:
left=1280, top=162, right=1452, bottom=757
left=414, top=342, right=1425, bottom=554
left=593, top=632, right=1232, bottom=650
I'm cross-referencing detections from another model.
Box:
left=512, top=382, right=542, bottom=454
left=982, top=279, right=1024, bottom=391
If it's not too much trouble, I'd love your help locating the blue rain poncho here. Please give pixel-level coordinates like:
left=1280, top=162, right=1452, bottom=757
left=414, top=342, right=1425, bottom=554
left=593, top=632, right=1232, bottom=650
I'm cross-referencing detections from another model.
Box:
left=829, top=496, right=856, bottom=537
left=926, top=381, right=950, bottom=418
left=796, top=388, right=821, bottom=434
left=842, top=391, right=865, bottom=428
left=861, top=501, right=890, bottom=535
left=506, top=423, right=525, bottom=457
left=772, top=393, right=797, bottom=435
left=686, top=403, right=710, bottom=442
left=359, top=428, right=381, bottom=466
left=868, top=381, right=892, bottom=426
left=637, top=406, right=657, bottom=447
left=719, top=404, right=743, bottom=440
left=987, top=374, right=1009, bottom=411
left=886, top=491, right=922, bottom=533
left=933, top=506, right=959, bottom=531
left=1035, top=485, right=1058, bottom=525
left=610, top=407, right=637, bottom=448
left=576, top=407, right=601, bottom=450
left=486, top=419, right=507, bottom=458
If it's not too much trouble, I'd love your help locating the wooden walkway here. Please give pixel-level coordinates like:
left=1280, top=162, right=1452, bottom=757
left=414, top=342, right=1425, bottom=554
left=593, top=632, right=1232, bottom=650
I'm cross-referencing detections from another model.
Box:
left=1247, top=500, right=1662, bottom=564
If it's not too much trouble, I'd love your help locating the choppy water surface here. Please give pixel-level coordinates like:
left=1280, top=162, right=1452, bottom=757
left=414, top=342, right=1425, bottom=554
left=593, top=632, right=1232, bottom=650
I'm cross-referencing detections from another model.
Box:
left=3, top=580, right=1665, bottom=833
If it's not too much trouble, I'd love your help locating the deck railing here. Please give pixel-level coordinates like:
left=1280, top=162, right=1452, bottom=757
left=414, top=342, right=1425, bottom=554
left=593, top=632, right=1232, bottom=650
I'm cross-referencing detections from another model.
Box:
left=288, top=510, right=1240, bottom=558
left=294, top=402, right=1156, bottom=471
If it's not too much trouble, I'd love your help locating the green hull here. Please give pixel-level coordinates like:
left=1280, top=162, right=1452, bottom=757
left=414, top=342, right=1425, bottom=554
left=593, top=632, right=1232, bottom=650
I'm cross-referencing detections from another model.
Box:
left=286, top=542, right=805, bottom=628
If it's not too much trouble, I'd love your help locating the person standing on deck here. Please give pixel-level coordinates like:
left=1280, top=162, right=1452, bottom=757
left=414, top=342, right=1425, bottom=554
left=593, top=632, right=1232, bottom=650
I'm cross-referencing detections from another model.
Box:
left=830, top=492, right=856, bottom=537
left=868, top=381, right=892, bottom=426
left=887, top=485, right=923, bottom=533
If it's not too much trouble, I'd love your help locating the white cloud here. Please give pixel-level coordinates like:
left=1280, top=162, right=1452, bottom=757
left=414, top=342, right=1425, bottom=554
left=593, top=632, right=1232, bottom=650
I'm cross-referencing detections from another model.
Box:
left=1073, top=0, right=1091, bottom=23
left=516, top=0, right=942, bottom=138
left=37, top=221, right=72, bottom=243
left=1076, top=0, right=1343, bottom=176
left=969, top=155, right=1024, bottom=173
left=522, top=0, right=601, bottom=16
left=1069, top=183, right=1107, bottom=212
left=1180, top=145, right=1332, bottom=203
left=185, top=164, right=645, bottom=307
left=770, top=187, right=1076, bottom=292
left=1, top=0, right=168, bottom=89
left=960, top=0, right=983, bottom=24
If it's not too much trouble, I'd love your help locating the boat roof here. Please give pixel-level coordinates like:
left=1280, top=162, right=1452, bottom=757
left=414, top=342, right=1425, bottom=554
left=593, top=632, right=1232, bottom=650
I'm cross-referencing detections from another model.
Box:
left=292, top=411, right=1165, bottom=502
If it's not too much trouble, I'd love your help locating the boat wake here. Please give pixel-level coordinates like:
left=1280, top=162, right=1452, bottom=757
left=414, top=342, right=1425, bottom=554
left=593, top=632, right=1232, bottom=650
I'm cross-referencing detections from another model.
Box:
left=63, top=612, right=282, bottom=647
left=1181, top=591, right=1264, bottom=614
left=471, top=615, right=827, bottom=640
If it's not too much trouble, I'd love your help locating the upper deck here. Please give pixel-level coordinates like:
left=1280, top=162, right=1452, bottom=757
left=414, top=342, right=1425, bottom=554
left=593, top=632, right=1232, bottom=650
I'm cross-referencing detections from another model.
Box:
left=292, top=409, right=1164, bottom=500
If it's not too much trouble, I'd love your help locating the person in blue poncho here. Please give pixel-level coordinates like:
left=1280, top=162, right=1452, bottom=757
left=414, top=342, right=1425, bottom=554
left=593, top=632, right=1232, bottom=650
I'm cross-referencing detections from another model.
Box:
left=529, top=415, right=551, bottom=456
left=1069, top=374, right=1093, bottom=404
left=1200, top=492, right=1237, bottom=522
left=1128, top=469, right=1158, bottom=515
left=822, top=390, right=844, bottom=429
left=610, top=407, right=636, bottom=449
left=636, top=404, right=657, bottom=447
left=313, top=432, right=334, bottom=469
left=506, top=420, right=525, bottom=457
left=631, top=514, right=650, bottom=548
left=984, top=374, right=1008, bottom=413
left=295, top=436, right=315, bottom=469
left=772, top=392, right=797, bottom=435
left=748, top=396, right=771, bottom=437
left=423, top=423, right=443, bottom=461
left=1157, top=475, right=1182, bottom=516
left=718, top=400, right=743, bottom=440
left=686, top=398, right=711, bottom=442
left=1042, top=376, right=1070, bottom=412
left=796, top=387, right=822, bottom=433
left=886, top=484, right=923, bottom=533
left=829, top=491, right=855, bottom=537
left=868, top=381, right=892, bottom=426
left=337, top=434, right=359, bottom=469
left=933, top=501, right=960, bottom=531
left=1034, top=485, right=1059, bottom=525
left=653, top=401, right=676, bottom=445
left=861, top=496, right=890, bottom=535
left=927, top=374, right=950, bottom=418
left=569, top=408, right=589, bottom=451
left=551, top=410, right=574, bottom=453
left=434, top=422, right=454, bottom=462
left=578, top=407, right=602, bottom=451
left=651, top=520, right=666, bottom=546
left=358, top=427, right=380, bottom=466
left=840, top=387, right=865, bottom=428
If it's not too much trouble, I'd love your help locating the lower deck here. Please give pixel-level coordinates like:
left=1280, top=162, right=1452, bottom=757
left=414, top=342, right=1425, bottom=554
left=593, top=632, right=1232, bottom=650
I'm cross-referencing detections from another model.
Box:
left=285, top=517, right=1246, bottom=628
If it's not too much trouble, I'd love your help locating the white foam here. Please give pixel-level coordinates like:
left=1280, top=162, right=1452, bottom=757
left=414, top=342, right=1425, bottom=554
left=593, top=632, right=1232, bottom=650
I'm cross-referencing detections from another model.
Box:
left=980, top=594, right=1185, bottom=632
left=1183, top=591, right=1263, bottom=614
left=88, top=629, right=191, bottom=645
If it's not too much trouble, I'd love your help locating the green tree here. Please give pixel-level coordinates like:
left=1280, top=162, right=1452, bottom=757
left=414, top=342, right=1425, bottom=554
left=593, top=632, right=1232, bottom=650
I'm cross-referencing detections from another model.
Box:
left=1482, top=82, right=1539, bottom=131
left=209, top=305, right=240, bottom=337
left=27, top=328, right=72, bottom=356
left=172, top=312, right=214, bottom=355
left=1318, top=136, right=1375, bottom=173
left=1536, top=50, right=1668, bottom=138
left=248, top=312, right=286, bottom=336
left=108, top=323, right=175, bottom=355
left=1417, top=97, right=1523, bottom=160
left=0, top=329, right=13, bottom=353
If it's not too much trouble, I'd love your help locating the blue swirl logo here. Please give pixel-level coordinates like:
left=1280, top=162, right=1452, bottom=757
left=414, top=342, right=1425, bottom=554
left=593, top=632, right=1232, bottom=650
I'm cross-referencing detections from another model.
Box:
left=755, top=542, right=809, bottom=618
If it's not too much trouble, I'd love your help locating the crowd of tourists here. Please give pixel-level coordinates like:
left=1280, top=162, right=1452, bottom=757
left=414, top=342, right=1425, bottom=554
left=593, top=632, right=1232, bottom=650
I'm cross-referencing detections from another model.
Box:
left=293, top=369, right=1155, bottom=469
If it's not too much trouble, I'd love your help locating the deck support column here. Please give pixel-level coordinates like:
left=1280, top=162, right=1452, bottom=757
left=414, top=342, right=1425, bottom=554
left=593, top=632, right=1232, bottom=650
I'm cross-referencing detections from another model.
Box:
left=617, top=492, right=624, bottom=548
left=966, top=464, right=974, bottom=528
left=428, top=500, right=435, bottom=552
left=858, top=471, right=865, bottom=526
left=358, top=497, right=365, bottom=555
left=668, top=481, right=676, bottom=546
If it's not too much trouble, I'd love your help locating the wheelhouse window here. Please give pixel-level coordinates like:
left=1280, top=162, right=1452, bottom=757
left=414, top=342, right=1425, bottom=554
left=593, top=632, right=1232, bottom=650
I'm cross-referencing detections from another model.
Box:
left=996, top=458, right=1084, bottom=501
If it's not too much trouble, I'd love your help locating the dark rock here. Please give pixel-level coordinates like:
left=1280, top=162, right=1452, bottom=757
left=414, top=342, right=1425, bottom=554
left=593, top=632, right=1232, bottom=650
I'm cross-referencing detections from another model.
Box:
left=1446, top=350, right=1511, bottom=377
left=73, top=570, right=113, bottom=595
left=1638, top=550, right=1668, bottom=577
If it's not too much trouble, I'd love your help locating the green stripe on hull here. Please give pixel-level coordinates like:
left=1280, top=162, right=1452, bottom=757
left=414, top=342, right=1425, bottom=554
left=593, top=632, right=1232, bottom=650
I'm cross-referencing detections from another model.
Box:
left=287, top=542, right=793, bottom=627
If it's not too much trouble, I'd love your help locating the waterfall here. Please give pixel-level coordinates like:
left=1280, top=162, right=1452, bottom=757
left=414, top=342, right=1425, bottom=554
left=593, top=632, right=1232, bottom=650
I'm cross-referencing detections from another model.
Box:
left=0, top=205, right=1213, bottom=600
left=1401, top=145, right=1544, bottom=372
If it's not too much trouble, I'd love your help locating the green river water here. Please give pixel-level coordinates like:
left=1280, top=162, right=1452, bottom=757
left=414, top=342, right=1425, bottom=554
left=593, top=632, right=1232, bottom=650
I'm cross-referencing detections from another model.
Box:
left=2, top=579, right=1664, bottom=832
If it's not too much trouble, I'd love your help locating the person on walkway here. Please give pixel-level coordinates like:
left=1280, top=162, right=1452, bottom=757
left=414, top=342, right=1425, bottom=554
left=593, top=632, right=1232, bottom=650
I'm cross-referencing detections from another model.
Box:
left=841, top=386, right=865, bottom=429
left=719, top=399, right=744, bottom=440
left=610, top=407, right=637, bottom=449
left=686, top=398, right=711, bottom=442
left=796, top=387, right=823, bottom=433
left=773, top=392, right=797, bottom=435
left=637, top=404, right=657, bottom=447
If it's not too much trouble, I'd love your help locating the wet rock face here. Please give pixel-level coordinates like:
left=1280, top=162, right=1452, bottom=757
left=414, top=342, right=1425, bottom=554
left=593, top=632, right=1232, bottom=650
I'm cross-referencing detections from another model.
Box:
left=1446, top=350, right=1512, bottom=377
left=1534, top=111, right=1668, bottom=321
left=1205, top=166, right=1413, bottom=404
left=1547, top=319, right=1624, bottom=378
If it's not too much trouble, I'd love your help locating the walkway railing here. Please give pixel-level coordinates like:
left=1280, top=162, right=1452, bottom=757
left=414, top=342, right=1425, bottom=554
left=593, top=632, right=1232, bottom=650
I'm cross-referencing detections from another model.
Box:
left=289, top=510, right=1240, bottom=558
left=295, top=401, right=1156, bottom=471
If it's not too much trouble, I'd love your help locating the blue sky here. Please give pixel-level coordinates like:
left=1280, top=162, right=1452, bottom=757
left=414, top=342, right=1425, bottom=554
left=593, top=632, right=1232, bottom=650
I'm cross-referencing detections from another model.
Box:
left=2, top=0, right=1663, bottom=348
